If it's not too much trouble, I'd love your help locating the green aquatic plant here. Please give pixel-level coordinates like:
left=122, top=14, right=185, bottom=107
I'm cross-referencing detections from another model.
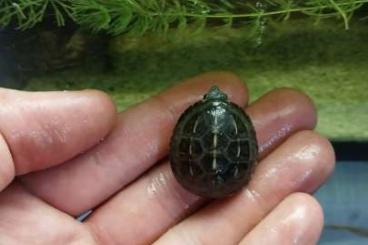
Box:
left=0, top=0, right=74, bottom=29
left=0, top=0, right=367, bottom=34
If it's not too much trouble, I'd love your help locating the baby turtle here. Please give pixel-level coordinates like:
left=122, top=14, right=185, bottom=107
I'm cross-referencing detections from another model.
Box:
left=170, top=86, right=258, bottom=198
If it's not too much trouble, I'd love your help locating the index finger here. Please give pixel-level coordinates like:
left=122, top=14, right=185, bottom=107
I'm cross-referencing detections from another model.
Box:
left=0, top=89, right=116, bottom=190
left=20, top=72, right=248, bottom=215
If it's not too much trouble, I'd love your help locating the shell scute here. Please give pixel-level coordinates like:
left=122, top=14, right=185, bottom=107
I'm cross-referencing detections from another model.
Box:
left=226, top=140, right=250, bottom=161
left=201, top=131, right=229, bottom=152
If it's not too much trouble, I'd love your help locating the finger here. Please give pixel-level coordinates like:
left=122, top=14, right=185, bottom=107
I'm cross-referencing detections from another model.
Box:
left=154, top=131, right=334, bottom=245
left=248, top=88, right=317, bottom=156
left=0, top=183, right=95, bottom=244
left=84, top=89, right=319, bottom=245
left=20, top=72, right=248, bottom=215
left=0, top=89, right=116, bottom=189
left=239, top=193, right=323, bottom=245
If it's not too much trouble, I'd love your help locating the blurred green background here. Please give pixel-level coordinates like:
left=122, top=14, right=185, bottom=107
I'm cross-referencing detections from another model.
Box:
left=24, top=19, right=368, bottom=141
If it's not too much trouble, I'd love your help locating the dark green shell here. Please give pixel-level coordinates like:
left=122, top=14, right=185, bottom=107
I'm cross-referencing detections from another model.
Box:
left=170, top=86, right=258, bottom=198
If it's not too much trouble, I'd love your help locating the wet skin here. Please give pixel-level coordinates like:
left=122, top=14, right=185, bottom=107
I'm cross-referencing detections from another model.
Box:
left=0, top=72, right=334, bottom=244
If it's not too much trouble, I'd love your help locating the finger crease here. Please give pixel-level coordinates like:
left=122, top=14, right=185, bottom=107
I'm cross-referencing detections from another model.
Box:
left=86, top=222, right=115, bottom=245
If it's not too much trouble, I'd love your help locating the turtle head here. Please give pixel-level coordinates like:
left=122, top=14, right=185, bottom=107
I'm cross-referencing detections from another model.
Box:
left=203, top=86, right=228, bottom=101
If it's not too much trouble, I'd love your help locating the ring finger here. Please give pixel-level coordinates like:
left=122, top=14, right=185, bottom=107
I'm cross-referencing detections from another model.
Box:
left=239, top=193, right=323, bottom=245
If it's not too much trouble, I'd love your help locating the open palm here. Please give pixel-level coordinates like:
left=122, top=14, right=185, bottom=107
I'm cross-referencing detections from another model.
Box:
left=0, top=72, right=334, bottom=245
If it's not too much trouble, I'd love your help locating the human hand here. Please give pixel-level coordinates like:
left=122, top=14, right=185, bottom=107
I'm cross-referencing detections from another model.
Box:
left=0, top=72, right=335, bottom=244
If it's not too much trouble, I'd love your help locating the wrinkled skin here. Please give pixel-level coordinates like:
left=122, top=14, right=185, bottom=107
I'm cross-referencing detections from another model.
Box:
left=0, top=72, right=334, bottom=245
